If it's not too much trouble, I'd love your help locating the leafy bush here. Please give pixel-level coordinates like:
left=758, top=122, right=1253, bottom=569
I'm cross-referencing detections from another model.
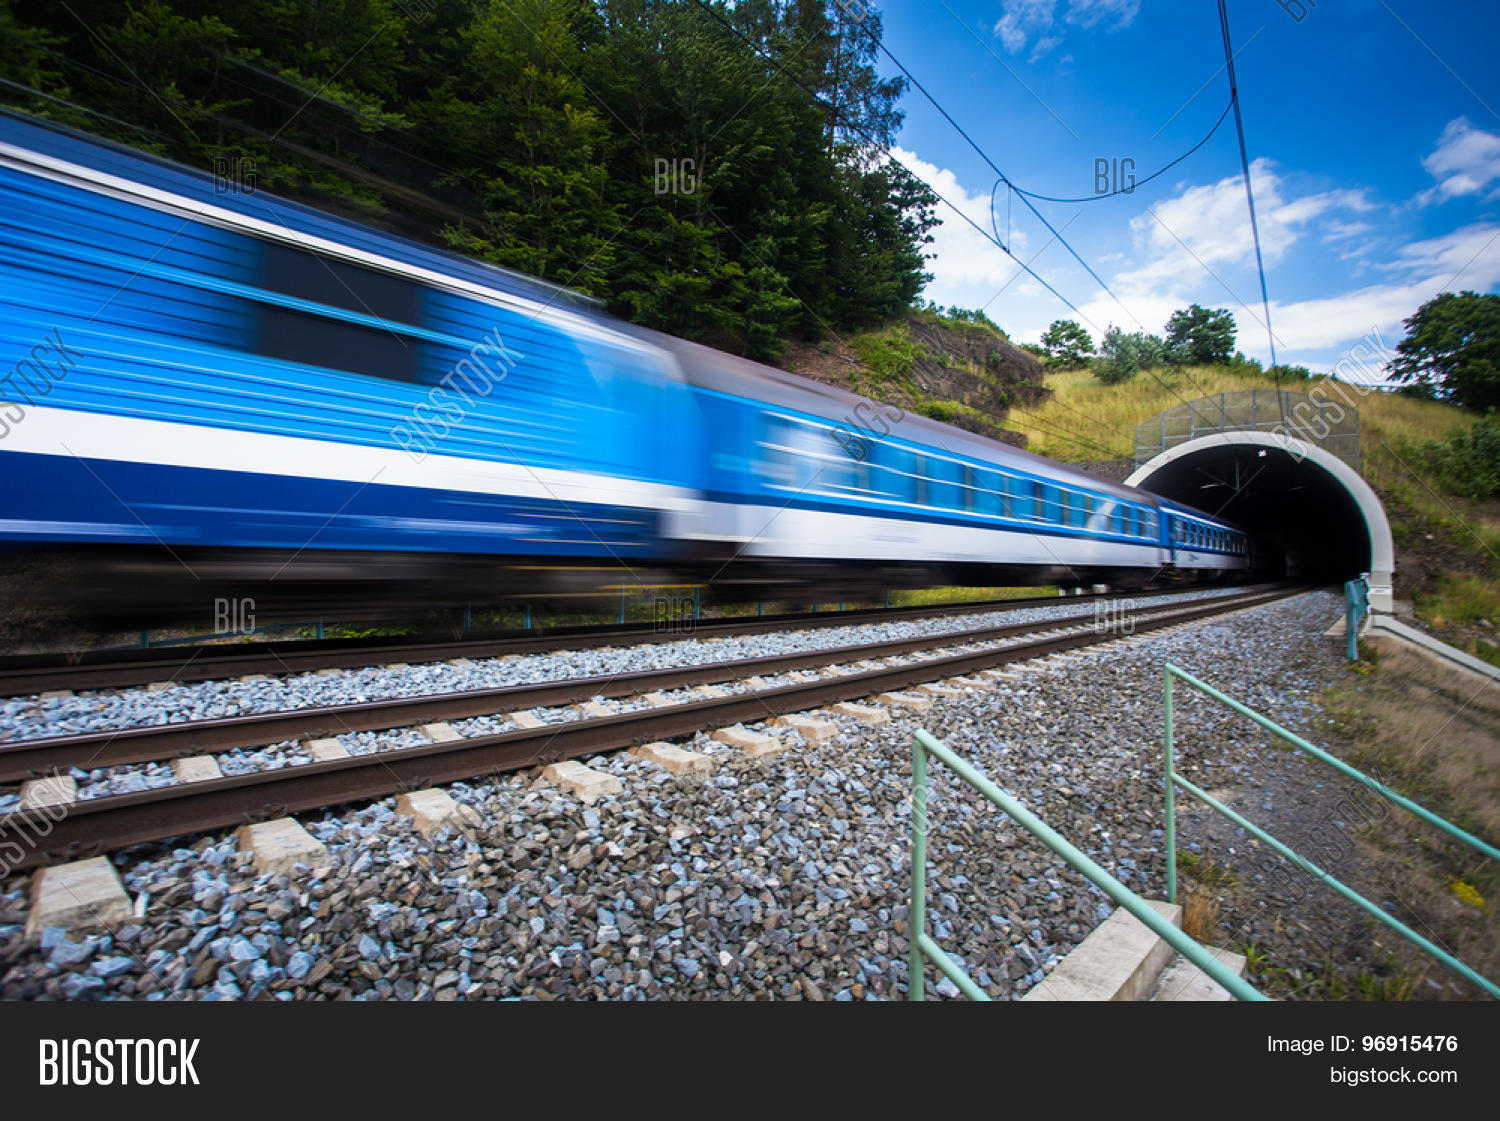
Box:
left=1223, top=351, right=1265, bottom=377
left=852, top=324, right=923, bottom=387
left=915, top=300, right=1007, bottom=337
left=1093, top=326, right=1140, bottom=385
left=1134, top=332, right=1169, bottom=369
left=1267, top=363, right=1314, bottom=381
left=917, top=398, right=987, bottom=424
left=1397, top=418, right=1500, bottom=499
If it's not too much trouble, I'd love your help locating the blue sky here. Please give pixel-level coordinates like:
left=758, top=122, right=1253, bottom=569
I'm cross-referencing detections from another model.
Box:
left=875, top=0, right=1500, bottom=378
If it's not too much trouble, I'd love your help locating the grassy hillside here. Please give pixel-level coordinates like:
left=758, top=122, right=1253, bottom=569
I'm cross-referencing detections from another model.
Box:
left=999, top=363, right=1500, bottom=654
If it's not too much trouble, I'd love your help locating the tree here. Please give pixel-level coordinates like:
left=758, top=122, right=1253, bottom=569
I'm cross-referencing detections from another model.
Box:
left=1041, top=319, right=1094, bottom=368
left=1388, top=291, right=1500, bottom=413
left=1165, top=304, right=1236, bottom=365
left=1093, top=326, right=1139, bottom=385
left=1135, top=332, right=1168, bottom=369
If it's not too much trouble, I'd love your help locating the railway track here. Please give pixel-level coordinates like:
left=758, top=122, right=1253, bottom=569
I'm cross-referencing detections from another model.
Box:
left=0, top=585, right=1299, bottom=870
left=0, top=584, right=1244, bottom=696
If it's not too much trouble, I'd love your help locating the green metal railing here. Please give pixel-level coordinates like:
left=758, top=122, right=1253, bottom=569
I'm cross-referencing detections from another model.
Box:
left=1164, top=662, right=1500, bottom=1000
left=1344, top=576, right=1369, bottom=661
left=908, top=729, right=1265, bottom=1001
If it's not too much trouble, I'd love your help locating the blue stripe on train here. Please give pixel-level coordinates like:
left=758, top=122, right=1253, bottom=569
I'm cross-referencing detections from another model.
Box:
left=0, top=450, right=663, bottom=557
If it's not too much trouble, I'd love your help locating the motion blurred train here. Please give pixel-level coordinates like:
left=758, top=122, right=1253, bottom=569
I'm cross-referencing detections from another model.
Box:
left=0, top=110, right=1249, bottom=622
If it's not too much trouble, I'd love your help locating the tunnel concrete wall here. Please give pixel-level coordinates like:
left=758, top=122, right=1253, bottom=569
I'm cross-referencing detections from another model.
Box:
left=1126, top=431, right=1394, bottom=612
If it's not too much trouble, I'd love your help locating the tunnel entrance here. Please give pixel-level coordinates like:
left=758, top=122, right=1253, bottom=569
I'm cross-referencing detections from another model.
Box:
left=1127, top=431, right=1395, bottom=611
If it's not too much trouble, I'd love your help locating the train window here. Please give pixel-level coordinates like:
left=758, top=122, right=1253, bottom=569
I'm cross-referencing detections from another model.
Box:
left=759, top=445, right=795, bottom=487
left=911, top=455, right=928, bottom=506
left=1003, top=475, right=1019, bottom=517
left=962, top=465, right=978, bottom=512
left=977, top=470, right=999, bottom=515
left=756, top=420, right=797, bottom=488
left=1070, top=493, right=1088, bottom=528
left=927, top=461, right=958, bottom=510
left=257, top=241, right=423, bottom=383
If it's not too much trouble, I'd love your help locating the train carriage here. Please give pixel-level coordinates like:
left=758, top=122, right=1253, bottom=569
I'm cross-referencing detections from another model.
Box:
left=0, top=108, right=1248, bottom=621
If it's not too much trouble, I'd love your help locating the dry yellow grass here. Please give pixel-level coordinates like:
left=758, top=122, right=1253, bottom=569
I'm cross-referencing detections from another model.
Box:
left=1180, top=886, right=1222, bottom=944
left=1001, top=365, right=1477, bottom=464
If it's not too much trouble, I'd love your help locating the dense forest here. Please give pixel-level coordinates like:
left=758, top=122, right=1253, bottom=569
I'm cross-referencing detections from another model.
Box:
left=0, top=0, right=939, bottom=358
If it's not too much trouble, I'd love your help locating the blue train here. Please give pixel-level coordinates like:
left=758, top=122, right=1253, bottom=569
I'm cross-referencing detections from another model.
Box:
left=0, top=110, right=1248, bottom=621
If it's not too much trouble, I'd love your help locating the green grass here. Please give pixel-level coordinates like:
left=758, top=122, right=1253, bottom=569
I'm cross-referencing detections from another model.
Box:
left=850, top=322, right=926, bottom=395
left=886, top=585, right=1053, bottom=607
left=1416, top=574, right=1500, bottom=626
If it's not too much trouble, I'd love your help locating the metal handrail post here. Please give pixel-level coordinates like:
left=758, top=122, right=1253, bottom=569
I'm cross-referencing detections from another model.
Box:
left=1164, top=667, right=1177, bottom=905
left=1344, top=576, right=1368, bottom=661
left=909, top=734, right=928, bottom=1002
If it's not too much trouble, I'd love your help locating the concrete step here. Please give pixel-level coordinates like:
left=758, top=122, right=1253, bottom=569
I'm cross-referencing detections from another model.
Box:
left=1149, top=947, right=1249, bottom=1001
left=1021, top=900, right=1180, bottom=1001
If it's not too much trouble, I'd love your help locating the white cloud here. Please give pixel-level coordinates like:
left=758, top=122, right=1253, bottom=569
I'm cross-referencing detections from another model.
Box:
left=994, top=0, right=1055, bottom=55
left=1237, top=223, right=1500, bottom=366
left=1028, top=34, right=1062, bottom=62
left=889, top=145, right=1029, bottom=294
left=1066, top=0, right=1141, bottom=31
left=992, top=0, right=1137, bottom=59
left=1113, top=171, right=1500, bottom=362
left=1116, top=160, right=1370, bottom=292
left=1321, top=220, right=1372, bottom=242
left=1418, top=118, right=1500, bottom=205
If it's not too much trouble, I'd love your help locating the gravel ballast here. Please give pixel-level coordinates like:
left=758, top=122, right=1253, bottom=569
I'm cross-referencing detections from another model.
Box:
left=0, top=586, right=1258, bottom=745
left=0, top=589, right=1354, bottom=1000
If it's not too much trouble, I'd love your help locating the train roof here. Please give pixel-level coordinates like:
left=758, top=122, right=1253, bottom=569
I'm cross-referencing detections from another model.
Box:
left=1154, top=493, right=1241, bottom=526
left=0, top=108, right=601, bottom=316
left=634, top=327, right=1152, bottom=502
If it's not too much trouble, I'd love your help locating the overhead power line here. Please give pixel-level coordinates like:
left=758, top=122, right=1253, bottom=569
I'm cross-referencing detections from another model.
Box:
left=1011, top=96, right=1237, bottom=204
left=860, top=32, right=1146, bottom=332
left=1217, top=0, right=1280, bottom=379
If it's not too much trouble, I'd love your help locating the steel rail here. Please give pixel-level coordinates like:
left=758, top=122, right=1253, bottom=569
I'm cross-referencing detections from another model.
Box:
left=0, top=586, right=1301, bottom=869
left=0, top=589, right=1290, bottom=782
left=0, top=584, right=1264, bottom=696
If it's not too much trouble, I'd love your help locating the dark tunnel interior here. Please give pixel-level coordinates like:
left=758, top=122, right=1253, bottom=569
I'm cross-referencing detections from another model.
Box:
left=1135, top=443, right=1374, bottom=582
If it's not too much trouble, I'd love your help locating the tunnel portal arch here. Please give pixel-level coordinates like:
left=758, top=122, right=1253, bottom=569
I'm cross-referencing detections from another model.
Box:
left=1127, top=431, right=1394, bottom=611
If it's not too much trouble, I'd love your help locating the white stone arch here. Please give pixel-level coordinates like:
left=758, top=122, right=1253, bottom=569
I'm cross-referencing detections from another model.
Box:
left=1126, top=431, right=1394, bottom=612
